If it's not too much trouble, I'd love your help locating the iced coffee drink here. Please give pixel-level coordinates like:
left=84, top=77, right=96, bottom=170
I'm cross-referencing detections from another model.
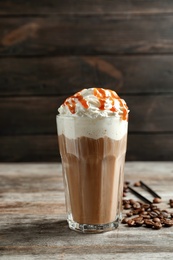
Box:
left=57, top=88, right=129, bottom=233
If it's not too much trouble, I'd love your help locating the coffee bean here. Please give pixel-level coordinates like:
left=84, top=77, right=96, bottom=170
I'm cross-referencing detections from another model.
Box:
left=150, top=205, right=158, bottom=210
left=160, top=211, right=169, bottom=218
left=153, top=217, right=161, bottom=223
left=135, top=219, right=144, bottom=226
left=153, top=197, right=162, bottom=204
left=140, top=214, right=151, bottom=219
left=133, top=202, right=141, bottom=209
left=144, top=219, right=154, bottom=228
left=143, top=204, right=150, bottom=210
left=123, top=192, right=127, bottom=197
left=129, top=199, right=136, bottom=205
left=149, top=211, right=158, bottom=218
left=153, top=209, right=161, bottom=215
left=133, top=216, right=143, bottom=221
left=126, top=211, right=133, bottom=217
left=139, top=207, right=145, bottom=213
left=163, top=219, right=173, bottom=227
left=127, top=219, right=136, bottom=227
left=169, top=199, right=173, bottom=208
left=122, top=218, right=128, bottom=224
left=134, top=182, right=141, bottom=187
left=123, top=199, right=130, bottom=205
left=140, top=211, right=149, bottom=215
left=162, top=209, right=168, bottom=213
left=124, top=203, right=131, bottom=209
left=158, top=214, right=164, bottom=219
left=160, top=219, right=165, bottom=224
left=124, top=184, right=128, bottom=189
left=152, top=222, right=162, bottom=229
left=132, top=209, right=141, bottom=215
left=170, top=213, right=173, bottom=218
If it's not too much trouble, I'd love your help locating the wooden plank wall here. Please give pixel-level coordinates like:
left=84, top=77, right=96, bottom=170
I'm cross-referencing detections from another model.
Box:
left=0, top=1, right=173, bottom=162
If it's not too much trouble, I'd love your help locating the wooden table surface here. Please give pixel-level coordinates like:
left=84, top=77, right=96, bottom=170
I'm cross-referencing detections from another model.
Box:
left=1, top=162, right=173, bottom=260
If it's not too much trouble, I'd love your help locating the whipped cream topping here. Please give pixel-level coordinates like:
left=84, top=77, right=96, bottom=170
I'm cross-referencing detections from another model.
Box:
left=58, top=88, right=129, bottom=120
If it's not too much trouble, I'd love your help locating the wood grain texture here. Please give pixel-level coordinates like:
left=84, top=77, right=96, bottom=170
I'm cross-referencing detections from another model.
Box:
left=1, top=55, right=173, bottom=97
left=1, top=0, right=173, bottom=15
left=0, top=135, right=58, bottom=162
left=0, top=162, right=173, bottom=259
left=0, top=134, right=173, bottom=162
left=1, top=15, right=173, bottom=56
left=0, top=95, right=173, bottom=135
left=0, top=1, right=173, bottom=163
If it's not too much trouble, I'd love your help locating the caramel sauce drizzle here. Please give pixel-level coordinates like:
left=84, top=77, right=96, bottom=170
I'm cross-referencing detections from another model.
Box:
left=64, top=91, right=89, bottom=114
left=64, top=88, right=128, bottom=120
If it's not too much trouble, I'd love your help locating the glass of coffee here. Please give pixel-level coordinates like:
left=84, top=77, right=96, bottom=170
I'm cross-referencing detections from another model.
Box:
left=56, top=88, right=129, bottom=233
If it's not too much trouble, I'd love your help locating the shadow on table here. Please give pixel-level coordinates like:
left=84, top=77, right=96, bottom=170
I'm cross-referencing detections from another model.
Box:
left=0, top=218, right=81, bottom=246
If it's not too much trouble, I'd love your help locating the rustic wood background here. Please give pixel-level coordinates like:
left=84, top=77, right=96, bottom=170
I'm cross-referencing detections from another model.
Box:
left=0, top=1, right=173, bottom=162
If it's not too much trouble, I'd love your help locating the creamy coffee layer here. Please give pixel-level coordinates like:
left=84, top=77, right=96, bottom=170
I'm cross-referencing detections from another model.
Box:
left=58, top=133, right=127, bottom=224
left=57, top=116, right=128, bottom=140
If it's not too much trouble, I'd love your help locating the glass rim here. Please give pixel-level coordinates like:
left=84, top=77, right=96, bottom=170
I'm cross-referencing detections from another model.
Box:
left=56, top=114, right=128, bottom=121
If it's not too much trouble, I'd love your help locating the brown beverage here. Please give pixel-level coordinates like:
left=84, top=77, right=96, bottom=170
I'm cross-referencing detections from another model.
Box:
left=58, top=133, right=127, bottom=225
left=57, top=88, right=129, bottom=233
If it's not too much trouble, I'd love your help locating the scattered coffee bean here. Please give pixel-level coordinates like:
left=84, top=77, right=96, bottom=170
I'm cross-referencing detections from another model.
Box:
left=143, top=204, right=150, bottom=209
left=126, top=211, right=133, bottom=217
left=132, top=209, right=141, bottom=215
left=127, top=219, right=136, bottom=227
left=122, top=218, right=128, bottom=224
left=154, top=209, right=161, bottom=215
left=169, top=199, right=173, bottom=208
left=162, top=219, right=173, bottom=227
left=150, top=205, right=158, bottom=210
left=153, top=217, right=161, bottom=223
left=162, top=209, right=168, bottom=213
left=160, top=211, right=169, bottom=218
left=134, top=182, right=141, bottom=187
left=123, top=182, right=130, bottom=197
left=133, top=202, right=141, bottom=209
left=141, top=211, right=148, bottom=215
left=132, top=217, right=144, bottom=226
left=135, top=219, right=144, bottom=226
left=144, top=219, right=154, bottom=228
left=139, top=207, right=145, bottom=213
left=160, top=218, right=165, bottom=224
left=129, top=199, right=136, bottom=205
left=140, top=214, right=151, bottom=219
left=153, top=197, right=162, bottom=204
left=123, top=199, right=130, bottom=205
left=122, top=196, right=173, bottom=230
left=122, top=181, right=173, bottom=230
left=152, top=222, right=162, bottom=229
left=149, top=211, right=158, bottom=218
left=124, top=203, right=131, bottom=210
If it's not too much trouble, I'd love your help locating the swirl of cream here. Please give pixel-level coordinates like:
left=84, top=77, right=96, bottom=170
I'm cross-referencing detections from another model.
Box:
left=58, top=88, right=129, bottom=120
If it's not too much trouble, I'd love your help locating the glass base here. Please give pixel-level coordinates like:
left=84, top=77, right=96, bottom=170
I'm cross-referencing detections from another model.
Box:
left=67, top=214, right=121, bottom=233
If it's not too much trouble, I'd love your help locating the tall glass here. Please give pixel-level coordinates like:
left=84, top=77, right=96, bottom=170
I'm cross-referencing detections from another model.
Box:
left=56, top=115, right=128, bottom=233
